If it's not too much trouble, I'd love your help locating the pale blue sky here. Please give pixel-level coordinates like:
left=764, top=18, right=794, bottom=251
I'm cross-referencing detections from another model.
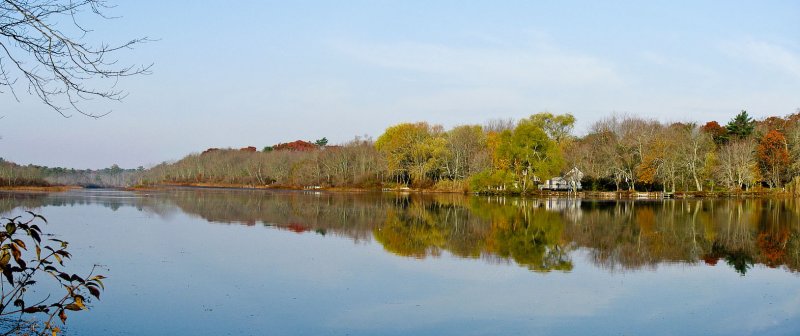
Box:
left=2, top=1, right=799, bottom=168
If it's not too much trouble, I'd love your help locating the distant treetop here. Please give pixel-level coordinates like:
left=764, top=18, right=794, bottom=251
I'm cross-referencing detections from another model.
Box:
left=314, top=138, right=329, bottom=147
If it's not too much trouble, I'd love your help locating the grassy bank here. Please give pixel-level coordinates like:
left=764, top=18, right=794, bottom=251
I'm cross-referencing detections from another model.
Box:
left=0, top=185, right=79, bottom=192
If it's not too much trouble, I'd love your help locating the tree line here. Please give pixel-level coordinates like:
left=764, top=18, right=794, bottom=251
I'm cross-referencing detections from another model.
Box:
left=0, top=159, right=143, bottom=188
left=143, top=110, right=800, bottom=194
left=569, top=110, right=800, bottom=193
left=4, top=110, right=800, bottom=193
left=141, top=113, right=575, bottom=192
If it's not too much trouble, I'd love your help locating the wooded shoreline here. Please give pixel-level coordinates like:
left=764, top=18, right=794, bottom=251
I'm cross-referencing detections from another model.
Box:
left=124, top=183, right=799, bottom=199
left=5, top=110, right=800, bottom=196
left=3, top=182, right=797, bottom=201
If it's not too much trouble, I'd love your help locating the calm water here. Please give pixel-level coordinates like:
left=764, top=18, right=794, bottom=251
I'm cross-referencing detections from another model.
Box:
left=1, top=189, right=799, bottom=335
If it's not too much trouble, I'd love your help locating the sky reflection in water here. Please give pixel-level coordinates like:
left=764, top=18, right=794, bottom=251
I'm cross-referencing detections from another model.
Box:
left=1, top=189, right=798, bottom=335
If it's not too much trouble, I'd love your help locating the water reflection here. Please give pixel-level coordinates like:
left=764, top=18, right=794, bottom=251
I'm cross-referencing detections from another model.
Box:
left=2, top=189, right=799, bottom=275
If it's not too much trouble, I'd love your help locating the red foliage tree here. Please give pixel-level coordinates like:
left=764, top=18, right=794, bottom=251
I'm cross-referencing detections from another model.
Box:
left=272, top=140, right=318, bottom=151
left=757, top=130, right=790, bottom=188
left=700, top=121, right=728, bottom=144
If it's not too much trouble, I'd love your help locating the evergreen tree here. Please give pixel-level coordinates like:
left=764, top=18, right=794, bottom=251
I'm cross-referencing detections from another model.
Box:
left=726, top=110, right=755, bottom=139
left=314, top=137, right=329, bottom=147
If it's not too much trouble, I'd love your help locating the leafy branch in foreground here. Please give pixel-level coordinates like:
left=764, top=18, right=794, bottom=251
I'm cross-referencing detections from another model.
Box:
left=0, top=212, right=105, bottom=335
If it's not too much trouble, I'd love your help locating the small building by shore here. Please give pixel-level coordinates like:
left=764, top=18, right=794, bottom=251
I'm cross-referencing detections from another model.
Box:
left=539, top=167, right=583, bottom=191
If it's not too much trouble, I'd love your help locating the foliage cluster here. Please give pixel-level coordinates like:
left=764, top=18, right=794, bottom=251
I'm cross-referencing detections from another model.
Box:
left=566, top=110, right=800, bottom=192
left=0, top=213, right=104, bottom=335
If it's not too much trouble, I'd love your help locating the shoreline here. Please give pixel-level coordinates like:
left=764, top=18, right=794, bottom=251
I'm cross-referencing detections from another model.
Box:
left=2, top=182, right=795, bottom=199
left=0, top=185, right=81, bottom=192
left=126, top=183, right=797, bottom=199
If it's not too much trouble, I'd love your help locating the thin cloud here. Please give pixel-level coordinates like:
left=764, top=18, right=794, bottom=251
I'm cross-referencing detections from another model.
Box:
left=331, top=39, right=624, bottom=88
left=640, top=51, right=716, bottom=77
left=721, top=38, right=800, bottom=79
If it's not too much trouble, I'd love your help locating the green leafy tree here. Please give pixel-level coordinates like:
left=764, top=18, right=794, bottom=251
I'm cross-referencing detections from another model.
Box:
left=468, top=169, right=516, bottom=193
left=375, top=122, right=449, bottom=186
left=527, top=112, right=576, bottom=145
left=496, top=119, right=564, bottom=192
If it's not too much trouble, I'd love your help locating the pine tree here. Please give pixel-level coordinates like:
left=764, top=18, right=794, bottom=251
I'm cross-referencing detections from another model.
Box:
left=726, top=110, right=755, bottom=139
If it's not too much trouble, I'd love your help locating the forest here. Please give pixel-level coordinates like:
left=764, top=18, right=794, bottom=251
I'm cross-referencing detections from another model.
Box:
left=140, top=110, right=800, bottom=195
left=5, top=110, right=800, bottom=195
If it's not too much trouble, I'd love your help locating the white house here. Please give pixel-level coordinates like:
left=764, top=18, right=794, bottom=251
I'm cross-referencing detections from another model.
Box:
left=539, top=167, right=583, bottom=192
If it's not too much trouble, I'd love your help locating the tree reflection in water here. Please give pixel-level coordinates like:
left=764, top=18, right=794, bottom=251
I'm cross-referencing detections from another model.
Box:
left=2, top=189, right=798, bottom=275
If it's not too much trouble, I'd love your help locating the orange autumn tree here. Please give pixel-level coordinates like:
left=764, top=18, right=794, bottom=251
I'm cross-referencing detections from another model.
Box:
left=701, top=121, right=729, bottom=145
left=757, top=130, right=790, bottom=188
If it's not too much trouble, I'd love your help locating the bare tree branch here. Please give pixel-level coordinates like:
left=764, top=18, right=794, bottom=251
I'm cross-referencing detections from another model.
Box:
left=0, top=0, right=150, bottom=117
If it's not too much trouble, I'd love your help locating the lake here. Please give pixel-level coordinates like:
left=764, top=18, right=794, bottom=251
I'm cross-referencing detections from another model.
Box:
left=1, top=189, right=798, bottom=335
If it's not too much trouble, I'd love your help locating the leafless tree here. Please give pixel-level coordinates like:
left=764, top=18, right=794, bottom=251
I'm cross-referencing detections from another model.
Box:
left=483, top=118, right=516, bottom=133
left=0, top=0, right=150, bottom=117
left=717, top=140, right=757, bottom=190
